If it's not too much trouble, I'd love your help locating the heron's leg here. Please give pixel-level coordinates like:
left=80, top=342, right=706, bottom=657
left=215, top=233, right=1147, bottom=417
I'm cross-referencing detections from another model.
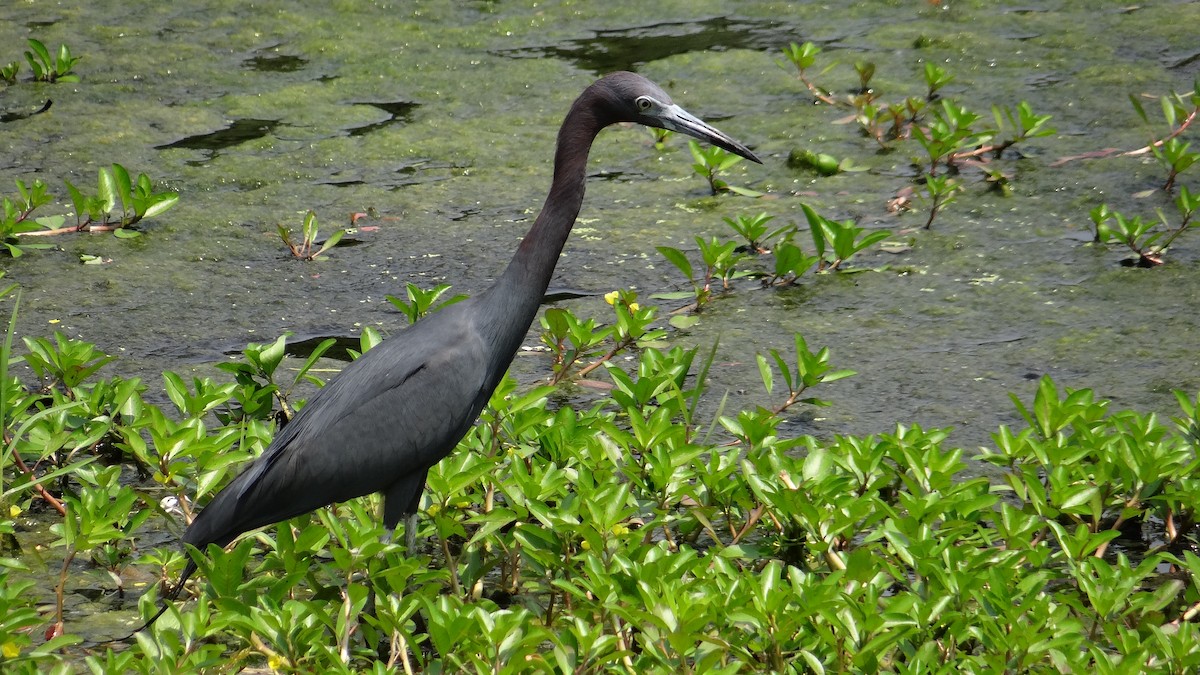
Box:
left=383, top=468, right=429, bottom=556
left=365, top=518, right=423, bottom=661
left=403, top=512, right=419, bottom=554
left=363, top=527, right=399, bottom=661
left=375, top=470, right=430, bottom=660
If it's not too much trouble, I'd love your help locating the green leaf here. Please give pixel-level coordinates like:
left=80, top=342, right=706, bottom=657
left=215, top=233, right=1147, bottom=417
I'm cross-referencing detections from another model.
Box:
left=802, top=446, right=831, bottom=481
left=97, top=167, right=117, bottom=215
left=140, top=193, right=178, bottom=220
left=34, top=215, right=65, bottom=230
left=63, top=180, right=85, bottom=220
left=821, top=369, right=856, bottom=383
left=649, top=290, right=696, bottom=301
left=756, top=353, right=773, bottom=395
left=315, top=229, right=345, bottom=257
left=1059, top=485, right=1099, bottom=512
left=1160, top=95, right=1177, bottom=128
left=668, top=314, right=700, bottom=330
left=1128, top=93, right=1147, bottom=121
left=257, top=334, right=289, bottom=377
left=656, top=245, right=694, bottom=281
left=855, top=230, right=891, bottom=252
left=303, top=210, right=318, bottom=244
left=112, top=164, right=132, bottom=216
left=725, top=185, right=763, bottom=197
left=26, top=38, right=50, bottom=67
left=57, top=43, right=73, bottom=71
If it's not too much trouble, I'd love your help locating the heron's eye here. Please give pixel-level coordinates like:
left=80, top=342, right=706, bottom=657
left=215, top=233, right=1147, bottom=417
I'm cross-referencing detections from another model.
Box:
left=635, top=96, right=653, bottom=112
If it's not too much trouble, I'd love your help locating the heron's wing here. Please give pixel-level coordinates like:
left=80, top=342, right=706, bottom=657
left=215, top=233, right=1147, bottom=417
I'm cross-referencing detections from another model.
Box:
left=184, top=304, right=491, bottom=548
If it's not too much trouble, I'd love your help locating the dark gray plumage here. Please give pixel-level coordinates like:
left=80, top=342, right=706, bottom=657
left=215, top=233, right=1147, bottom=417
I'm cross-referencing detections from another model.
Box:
left=135, top=71, right=759, bottom=631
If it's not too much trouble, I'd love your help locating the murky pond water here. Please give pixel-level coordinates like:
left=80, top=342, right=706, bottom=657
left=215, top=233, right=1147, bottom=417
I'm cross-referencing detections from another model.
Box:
left=2, top=0, right=1199, bottom=642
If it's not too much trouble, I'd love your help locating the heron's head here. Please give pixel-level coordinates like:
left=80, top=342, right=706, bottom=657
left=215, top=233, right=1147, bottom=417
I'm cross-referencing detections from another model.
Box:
left=594, top=71, right=761, bottom=164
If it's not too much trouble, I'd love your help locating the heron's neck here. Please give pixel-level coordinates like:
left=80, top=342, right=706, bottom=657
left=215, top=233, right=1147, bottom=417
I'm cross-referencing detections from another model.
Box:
left=481, top=93, right=606, bottom=351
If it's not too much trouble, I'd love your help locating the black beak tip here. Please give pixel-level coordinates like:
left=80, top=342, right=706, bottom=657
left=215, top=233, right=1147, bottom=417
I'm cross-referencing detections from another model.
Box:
left=723, top=141, right=761, bottom=165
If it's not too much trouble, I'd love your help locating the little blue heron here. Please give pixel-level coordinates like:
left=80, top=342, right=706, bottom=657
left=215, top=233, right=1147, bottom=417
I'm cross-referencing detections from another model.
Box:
left=134, top=71, right=759, bottom=632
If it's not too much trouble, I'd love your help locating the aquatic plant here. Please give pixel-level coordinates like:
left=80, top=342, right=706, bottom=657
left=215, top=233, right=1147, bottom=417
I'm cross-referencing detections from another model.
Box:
left=688, top=140, right=760, bottom=197
left=539, top=306, right=608, bottom=383
left=1128, top=83, right=1200, bottom=192
left=0, top=61, right=18, bottom=85
left=1053, top=82, right=1197, bottom=198
left=539, top=290, right=664, bottom=384
left=386, top=283, right=468, bottom=325
left=1090, top=186, right=1198, bottom=266
left=0, top=179, right=56, bottom=256
left=919, top=173, right=963, bottom=229
left=655, top=235, right=748, bottom=313
left=216, top=333, right=336, bottom=421
left=722, top=212, right=791, bottom=253
left=22, top=39, right=80, bottom=84
left=756, top=332, right=854, bottom=413
left=910, top=99, right=1054, bottom=228
left=803, top=203, right=891, bottom=270
left=278, top=210, right=345, bottom=261
left=764, top=236, right=820, bottom=287
left=1153, top=137, right=1198, bottom=193
left=1, top=168, right=175, bottom=255
left=786, top=148, right=866, bottom=176
left=779, top=41, right=837, bottom=106
left=657, top=206, right=889, bottom=303
left=780, top=42, right=1055, bottom=229
left=646, top=126, right=672, bottom=151
left=62, top=164, right=178, bottom=234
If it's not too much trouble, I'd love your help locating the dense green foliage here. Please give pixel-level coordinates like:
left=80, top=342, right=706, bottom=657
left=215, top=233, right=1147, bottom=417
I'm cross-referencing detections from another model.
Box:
left=1, top=289, right=1198, bottom=672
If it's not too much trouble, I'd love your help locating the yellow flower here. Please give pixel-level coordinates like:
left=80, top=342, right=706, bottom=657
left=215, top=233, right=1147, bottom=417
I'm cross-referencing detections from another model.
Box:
left=604, top=290, right=619, bottom=305
left=9, top=504, right=21, bottom=518
left=3, top=640, right=22, bottom=659
left=628, top=302, right=640, bottom=312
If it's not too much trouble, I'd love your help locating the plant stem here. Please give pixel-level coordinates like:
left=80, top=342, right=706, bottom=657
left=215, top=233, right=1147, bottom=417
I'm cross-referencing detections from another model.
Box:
left=19, top=222, right=126, bottom=236
left=576, top=339, right=632, bottom=379
left=54, top=542, right=76, bottom=637
left=1051, top=107, right=1197, bottom=167
left=11, top=451, right=66, bottom=515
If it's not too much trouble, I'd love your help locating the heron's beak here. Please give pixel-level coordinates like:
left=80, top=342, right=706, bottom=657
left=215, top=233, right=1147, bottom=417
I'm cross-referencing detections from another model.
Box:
left=658, top=104, right=762, bottom=164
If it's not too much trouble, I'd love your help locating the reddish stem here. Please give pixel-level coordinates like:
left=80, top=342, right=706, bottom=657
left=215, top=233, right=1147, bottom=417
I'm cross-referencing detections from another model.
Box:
left=10, top=452, right=67, bottom=516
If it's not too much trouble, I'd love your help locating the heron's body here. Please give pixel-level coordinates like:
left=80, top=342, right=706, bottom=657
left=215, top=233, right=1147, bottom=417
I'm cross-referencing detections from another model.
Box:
left=137, top=71, right=758, bottom=631
left=183, top=302, right=490, bottom=549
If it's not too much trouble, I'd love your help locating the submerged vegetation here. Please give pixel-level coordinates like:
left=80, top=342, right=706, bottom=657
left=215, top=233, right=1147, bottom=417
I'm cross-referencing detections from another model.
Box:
left=780, top=39, right=1198, bottom=253
left=780, top=40, right=1058, bottom=230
